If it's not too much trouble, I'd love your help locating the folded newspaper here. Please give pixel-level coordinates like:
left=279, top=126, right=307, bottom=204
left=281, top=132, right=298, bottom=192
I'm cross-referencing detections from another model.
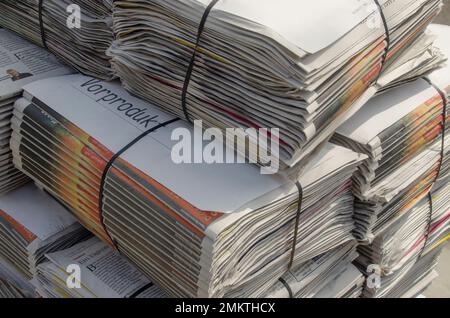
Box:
left=10, top=74, right=366, bottom=297
left=0, top=0, right=114, bottom=79
left=262, top=241, right=364, bottom=298
left=0, top=278, right=28, bottom=298
left=332, top=24, right=450, bottom=243
left=0, top=259, right=36, bottom=298
left=33, top=237, right=166, bottom=298
left=109, top=0, right=444, bottom=169
left=0, top=183, right=90, bottom=292
left=357, top=181, right=450, bottom=277
left=354, top=180, right=448, bottom=298
left=0, top=28, right=71, bottom=194
left=359, top=247, right=441, bottom=298
left=332, top=74, right=449, bottom=242
left=348, top=24, right=450, bottom=298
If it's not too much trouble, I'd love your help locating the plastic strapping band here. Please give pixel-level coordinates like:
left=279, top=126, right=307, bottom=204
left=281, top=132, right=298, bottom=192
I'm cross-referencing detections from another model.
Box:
left=181, top=0, right=220, bottom=123
left=419, top=77, right=447, bottom=258
left=288, top=181, right=304, bottom=272
left=281, top=181, right=303, bottom=300
left=419, top=192, right=434, bottom=258
left=98, top=118, right=181, bottom=248
left=278, top=277, right=294, bottom=299
left=373, top=0, right=391, bottom=78
left=129, top=282, right=155, bottom=298
left=38, top=0, right=48, bottom=49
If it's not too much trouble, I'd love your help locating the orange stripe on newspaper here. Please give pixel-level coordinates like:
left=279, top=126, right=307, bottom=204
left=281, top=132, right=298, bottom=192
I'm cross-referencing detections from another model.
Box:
left=116, top=159, right=222, bottom=229
left=109, top=166, right=206, bottom=238
left=0, top=209, right=37, bottom=243
left=87, top=136, right=115, bottom=162
left=425, top=95, right=445, bottom=108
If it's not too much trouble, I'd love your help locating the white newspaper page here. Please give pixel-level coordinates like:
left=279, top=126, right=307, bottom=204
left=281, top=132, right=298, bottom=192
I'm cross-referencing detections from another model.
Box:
left=0, top=29, right=71, bottom=100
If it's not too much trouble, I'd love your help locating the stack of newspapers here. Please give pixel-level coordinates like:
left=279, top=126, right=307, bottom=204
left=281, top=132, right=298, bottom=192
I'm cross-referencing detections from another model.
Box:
left=0, top=0, right=114, bottom=79
left=0, top=278, right=28, bottom=298
left=332, top=76, right=449, bottom=243
left=356, top=182, right=450, bottom=297
left=0, top=28, right=70, bottom=194
left=332, top=24, right=450, bottom=298
left=0, top=184, right=90, bottom=290
left=109, top=0, right=444, bottom=169
left=10, top=74, right=366, bottom=297
left=0, top=261, right=35, bottom=298
left=33, top=237, right=166, bottom=298
left=0, top=1, right=447, bottom=299
left=0, top=279, right=26, bottom=298
left=263, top=241, right=364, bottom=298
left=361, top=249, right=442, bottom=298
left=332, top=23, right=450, bottom=243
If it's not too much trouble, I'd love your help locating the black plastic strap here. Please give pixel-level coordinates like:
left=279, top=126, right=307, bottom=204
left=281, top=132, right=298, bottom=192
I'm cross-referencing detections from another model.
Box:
left=129, top=282, right=155, bottom=298
left=280, top=180, right=305, bottom=300
left=181, top=0, right=220, bottom=123
left=38, top=0, right=48, bottom=49
left=419, top=192, right=434, bottom=258
left=288, top=181, right=304, bottom=271
left=278, top=277, right=294, bottom=299
left=98, top=118, right=180, bottom=248
left=373, top=0, right=391, bottom=77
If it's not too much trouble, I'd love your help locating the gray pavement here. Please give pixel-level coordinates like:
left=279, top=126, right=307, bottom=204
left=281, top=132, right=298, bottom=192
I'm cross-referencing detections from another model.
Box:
left=435, top=0, right=450, bottom=24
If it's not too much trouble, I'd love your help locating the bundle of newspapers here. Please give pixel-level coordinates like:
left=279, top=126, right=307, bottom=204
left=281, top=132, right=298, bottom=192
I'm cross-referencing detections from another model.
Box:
left=0, top=0, right=114, bottom=79
left=0, top=28, right=70, bottom=194
left=332, top=76, right=449, bottom=243
left=0, top=278, right=27, bottom=298
left=262, top=241, right=364, bottom=298
left=332, top=23, right=450, bottom=243
left=355, top=181, right=450, bottom=297
left=10, top=74, right=366, bottom=297
left=0, top=260, right=35, bottom=298
left=109, top=0, right=444, bottom=169
left=33, top=237, right=166, bottom=298
left=332, top=24, right=450, bottom=298
left=0, top=184, right=90, bottom=295
left=362, top=247, right=441, bottom=298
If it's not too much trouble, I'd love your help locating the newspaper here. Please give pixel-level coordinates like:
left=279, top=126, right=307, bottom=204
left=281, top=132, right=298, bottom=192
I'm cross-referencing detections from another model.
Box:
left=332, top=54, right=449, bottom=242
left=108, top=0, right=444, bottom=169
left=263, top=241, right=363, bottom=298
left=346, top=24, right=450, bottom=298
left=359, top=248, right=441, bottom=298
left=0, top=183, right=90, bottom=285
left=0, top=0, right=114, bottom=79
left=0, top=278, right=28, bottom=298
left=10, top=74, right=367, bottom=297
left=33, top=237, right=166, bottom=298
left=0, top=258, right=36, bottom=298
left=0, top=28, right=71, bottom=195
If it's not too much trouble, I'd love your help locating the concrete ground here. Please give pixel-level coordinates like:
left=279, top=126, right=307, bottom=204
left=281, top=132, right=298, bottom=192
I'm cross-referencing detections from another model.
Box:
left=425, top=244, right=450, bottom=298
left=424, top=2, right=450, bottom=298
left=435, top=0, right=450, bottom=24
